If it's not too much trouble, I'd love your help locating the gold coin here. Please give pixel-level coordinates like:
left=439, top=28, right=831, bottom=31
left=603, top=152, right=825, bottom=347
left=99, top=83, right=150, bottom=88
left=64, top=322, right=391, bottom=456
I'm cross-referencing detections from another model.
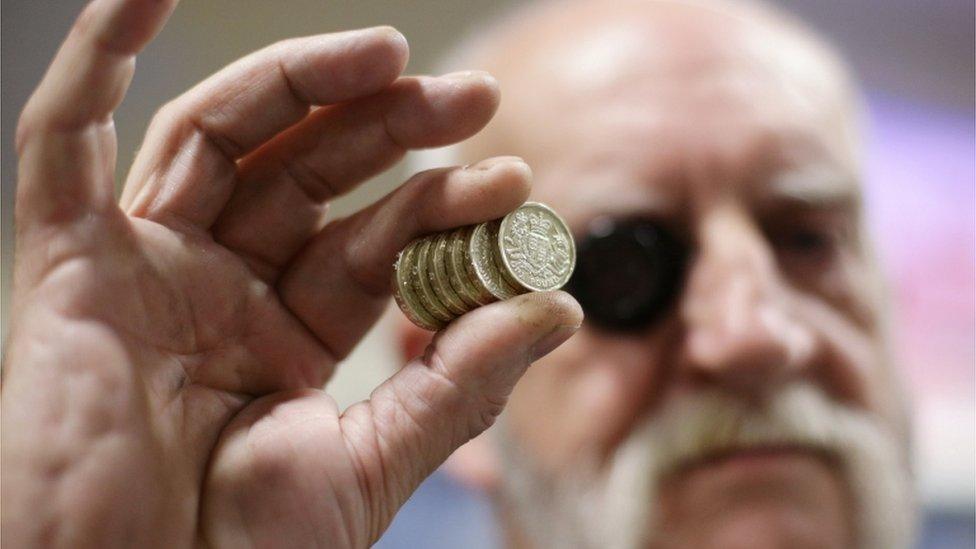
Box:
left=393, top=240, right=443, bottom=331
left=429, top=232, right=470, bottom=315
left=447, top=227, right=491, bottom=306
left=391, top=202, right=573, bottom=329
left=496, top=202, right=576, bottom=292
left=465, top=221, right=519, bottom=301
left=413, top=237, right=456, bottom=323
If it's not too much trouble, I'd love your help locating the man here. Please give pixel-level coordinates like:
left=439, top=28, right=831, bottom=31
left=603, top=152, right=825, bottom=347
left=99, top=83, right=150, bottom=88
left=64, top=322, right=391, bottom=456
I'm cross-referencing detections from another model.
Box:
left=0, top=1, right=913, bottom=549
left=397, top=1, right=917, bottom=547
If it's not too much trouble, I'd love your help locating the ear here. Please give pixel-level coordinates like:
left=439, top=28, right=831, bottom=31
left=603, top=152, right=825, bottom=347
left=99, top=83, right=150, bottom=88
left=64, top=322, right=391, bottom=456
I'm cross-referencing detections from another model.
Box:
left=395, top=316, right=501, bottom=492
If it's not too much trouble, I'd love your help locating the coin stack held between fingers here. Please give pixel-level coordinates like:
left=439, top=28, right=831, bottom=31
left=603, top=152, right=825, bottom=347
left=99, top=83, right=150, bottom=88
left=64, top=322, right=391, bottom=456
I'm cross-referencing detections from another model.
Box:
left=393, top=202, right=576, bottom=331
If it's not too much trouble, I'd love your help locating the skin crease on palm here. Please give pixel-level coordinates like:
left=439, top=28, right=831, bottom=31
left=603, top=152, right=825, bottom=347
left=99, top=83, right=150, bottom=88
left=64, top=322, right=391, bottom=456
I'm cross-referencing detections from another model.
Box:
left=397, top=1, right=916, bottom=548
left=0, top=0, right=589, bottom=547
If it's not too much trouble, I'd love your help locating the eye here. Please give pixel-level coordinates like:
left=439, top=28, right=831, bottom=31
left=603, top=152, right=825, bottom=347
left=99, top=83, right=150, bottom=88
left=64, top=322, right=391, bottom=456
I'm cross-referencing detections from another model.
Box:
left=770, top=223, right=842, bottom=268
left=780, top=227, right=834, bottom=253
left=566, top=217, right=687, bottom=331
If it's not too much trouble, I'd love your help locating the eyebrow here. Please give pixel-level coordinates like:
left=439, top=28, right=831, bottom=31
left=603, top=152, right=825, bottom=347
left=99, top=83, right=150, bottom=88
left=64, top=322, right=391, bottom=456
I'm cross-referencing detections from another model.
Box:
left=766, top=169, right=862, bottom=210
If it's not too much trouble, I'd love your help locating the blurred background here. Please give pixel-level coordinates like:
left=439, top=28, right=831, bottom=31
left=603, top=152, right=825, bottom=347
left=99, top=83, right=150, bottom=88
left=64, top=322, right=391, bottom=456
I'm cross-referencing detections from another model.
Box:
left=2, top=1, right=973, bottom=547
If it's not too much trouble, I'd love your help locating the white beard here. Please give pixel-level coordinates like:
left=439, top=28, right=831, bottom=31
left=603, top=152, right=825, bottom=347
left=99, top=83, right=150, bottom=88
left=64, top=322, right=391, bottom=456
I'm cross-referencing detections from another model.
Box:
left=493, top=382, right=916, bottom=549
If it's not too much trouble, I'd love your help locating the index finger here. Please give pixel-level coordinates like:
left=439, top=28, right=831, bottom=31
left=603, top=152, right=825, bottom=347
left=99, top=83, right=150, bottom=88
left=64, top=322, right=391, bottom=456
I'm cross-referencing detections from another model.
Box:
left=16, top=0, right=177, bottom=226
left=20, top=0, right=176, bottom=135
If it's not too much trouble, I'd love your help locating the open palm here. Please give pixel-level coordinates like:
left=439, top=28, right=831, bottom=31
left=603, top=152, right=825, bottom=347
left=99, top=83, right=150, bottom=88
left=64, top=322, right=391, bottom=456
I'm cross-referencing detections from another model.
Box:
left=1, top=1, right=581, bottom=547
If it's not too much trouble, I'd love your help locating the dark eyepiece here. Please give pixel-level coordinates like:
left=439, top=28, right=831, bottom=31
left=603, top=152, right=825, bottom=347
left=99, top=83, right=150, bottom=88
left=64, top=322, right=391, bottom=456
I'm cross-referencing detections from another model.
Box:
left=566, top=217, right=686, bottom=331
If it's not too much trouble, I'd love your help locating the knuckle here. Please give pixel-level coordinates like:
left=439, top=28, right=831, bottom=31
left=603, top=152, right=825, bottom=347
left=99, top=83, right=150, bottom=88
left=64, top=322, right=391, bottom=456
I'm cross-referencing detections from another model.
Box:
left=14, top=91, right=59, bottom=155
left=147, top=100, right=181, bottom=133
left=15, top=104, right=38, bottom=155
left=336, top=220, right=390, bottom=297
left=405, top=167, right=454, bottom=224
left=424, top=347, right=507, bottom=438
left=72, top=2, right=99, bottom=37
left=281, top=155, right=337, bottom=203
left=471, top=395, right=506, bottom=436
left=421, top=349, right=468, bottom=411
left=269, top=35, right=298, bottom=53
left=409, top=165, right=456, bottom=185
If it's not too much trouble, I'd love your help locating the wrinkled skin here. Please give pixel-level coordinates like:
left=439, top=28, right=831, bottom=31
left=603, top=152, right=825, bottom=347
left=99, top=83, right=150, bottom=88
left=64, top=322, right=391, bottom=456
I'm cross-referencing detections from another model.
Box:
left=1, top=1, right=582, bottom=547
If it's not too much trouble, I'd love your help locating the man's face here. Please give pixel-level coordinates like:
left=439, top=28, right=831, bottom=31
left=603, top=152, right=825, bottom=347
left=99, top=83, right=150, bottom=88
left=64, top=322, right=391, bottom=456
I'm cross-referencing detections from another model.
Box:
left=472, top=7, right=914, bottom=549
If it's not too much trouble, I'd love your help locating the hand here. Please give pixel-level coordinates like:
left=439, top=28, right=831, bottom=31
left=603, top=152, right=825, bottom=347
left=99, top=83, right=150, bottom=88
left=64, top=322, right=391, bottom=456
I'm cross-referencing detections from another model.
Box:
left=1, top=1, right=582, bottom=547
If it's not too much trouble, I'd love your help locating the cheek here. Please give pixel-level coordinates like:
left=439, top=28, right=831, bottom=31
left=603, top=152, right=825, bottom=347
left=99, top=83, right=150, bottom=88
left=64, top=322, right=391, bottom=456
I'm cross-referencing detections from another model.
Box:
left=505, top=329, right=667, bottom=470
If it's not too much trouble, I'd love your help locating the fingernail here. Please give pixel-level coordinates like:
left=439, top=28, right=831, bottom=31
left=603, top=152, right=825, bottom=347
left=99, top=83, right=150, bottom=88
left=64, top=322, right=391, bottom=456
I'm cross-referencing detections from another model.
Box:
left=373, top=25, right=408, bottom=49
left=466, top=156, right=526, bottom=171
left=442, top=69, right=493, bottom=81
left=529, top=323, right=580, bottom=361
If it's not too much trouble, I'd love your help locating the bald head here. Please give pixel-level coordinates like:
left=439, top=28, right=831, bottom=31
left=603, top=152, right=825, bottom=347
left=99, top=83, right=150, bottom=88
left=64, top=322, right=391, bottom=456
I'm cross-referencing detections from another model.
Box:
left=438, top=0, right=860, bottom=167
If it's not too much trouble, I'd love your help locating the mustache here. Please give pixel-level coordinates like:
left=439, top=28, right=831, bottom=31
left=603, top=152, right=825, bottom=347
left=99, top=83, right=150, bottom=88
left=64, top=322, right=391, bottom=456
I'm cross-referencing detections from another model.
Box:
left=634, top=383, right=860, bottom=477
left=494, top=382, right=914, bottom=549
left=599, top=381, right=913, bottom=549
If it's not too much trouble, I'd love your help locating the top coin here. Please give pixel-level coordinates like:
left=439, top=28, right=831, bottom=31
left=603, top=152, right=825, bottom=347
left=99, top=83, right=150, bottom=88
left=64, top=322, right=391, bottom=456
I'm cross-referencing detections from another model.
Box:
left=497, top=202, right=576, bottom=292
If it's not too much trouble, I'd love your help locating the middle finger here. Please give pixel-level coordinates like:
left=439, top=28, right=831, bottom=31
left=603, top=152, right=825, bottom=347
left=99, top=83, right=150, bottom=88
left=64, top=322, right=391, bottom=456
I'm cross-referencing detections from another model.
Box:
left=213, top=71, right=500, bottom=280
left=121, top=26, right=409, bottom=227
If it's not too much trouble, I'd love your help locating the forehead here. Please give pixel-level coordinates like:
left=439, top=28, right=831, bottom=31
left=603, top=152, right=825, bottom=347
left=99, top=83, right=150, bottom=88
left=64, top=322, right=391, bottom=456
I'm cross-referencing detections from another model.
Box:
left=531, top=116, right=860, bottom=235
left=516, top=53, right=859, bottom=229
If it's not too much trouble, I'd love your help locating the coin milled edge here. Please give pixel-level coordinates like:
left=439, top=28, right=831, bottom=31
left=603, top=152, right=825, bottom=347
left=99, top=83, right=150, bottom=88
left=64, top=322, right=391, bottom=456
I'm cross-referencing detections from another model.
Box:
left=448, top=227, right=492, bottom=306
left=393, top=240, right=443, bottom=331
left=430, top=232, right=471, bottom=315
left=466, top=221, right=519, bottom=300
left=413, top=237, right=456, bottom=323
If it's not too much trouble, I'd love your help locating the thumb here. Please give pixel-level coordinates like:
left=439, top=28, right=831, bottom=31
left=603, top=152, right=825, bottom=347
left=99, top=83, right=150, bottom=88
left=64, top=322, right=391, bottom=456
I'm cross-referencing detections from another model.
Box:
left=342, top=290, right=582, bottom=541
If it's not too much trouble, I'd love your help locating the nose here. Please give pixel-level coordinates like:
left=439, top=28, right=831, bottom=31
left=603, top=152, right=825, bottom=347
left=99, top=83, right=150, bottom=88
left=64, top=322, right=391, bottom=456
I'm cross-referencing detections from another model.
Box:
left=678, top=207, right=815, bottom=398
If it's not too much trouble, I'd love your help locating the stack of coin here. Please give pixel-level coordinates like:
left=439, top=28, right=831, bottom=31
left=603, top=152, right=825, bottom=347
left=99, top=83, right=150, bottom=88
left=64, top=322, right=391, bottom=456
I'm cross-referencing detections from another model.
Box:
left=393, top=202, right=576, bottom=331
